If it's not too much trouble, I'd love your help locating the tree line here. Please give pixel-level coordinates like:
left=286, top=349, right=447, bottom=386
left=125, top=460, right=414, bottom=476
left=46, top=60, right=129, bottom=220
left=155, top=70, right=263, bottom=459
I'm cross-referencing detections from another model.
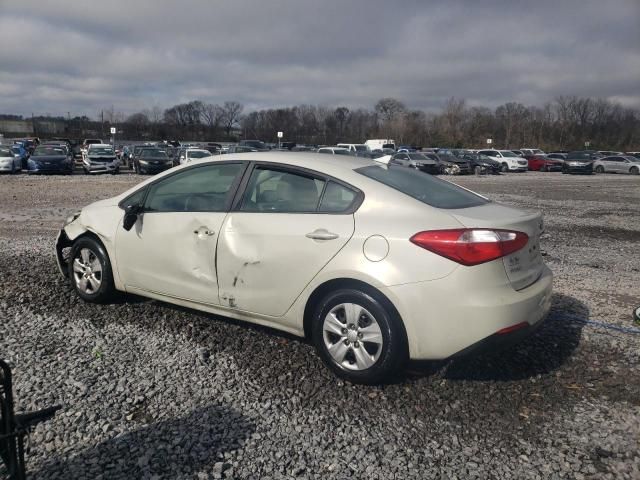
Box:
left=3, top=96, right=638, bottom=150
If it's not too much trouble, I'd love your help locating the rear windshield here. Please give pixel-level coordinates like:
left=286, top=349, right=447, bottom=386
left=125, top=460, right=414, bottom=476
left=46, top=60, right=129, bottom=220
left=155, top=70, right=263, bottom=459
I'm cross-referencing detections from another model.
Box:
left=356, top=165, right=488, bottom=209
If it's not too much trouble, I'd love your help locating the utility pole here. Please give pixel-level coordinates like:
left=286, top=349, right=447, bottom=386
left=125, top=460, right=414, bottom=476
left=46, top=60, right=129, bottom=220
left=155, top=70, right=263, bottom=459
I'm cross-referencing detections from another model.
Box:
left=101, top=110, right=104, bottom=138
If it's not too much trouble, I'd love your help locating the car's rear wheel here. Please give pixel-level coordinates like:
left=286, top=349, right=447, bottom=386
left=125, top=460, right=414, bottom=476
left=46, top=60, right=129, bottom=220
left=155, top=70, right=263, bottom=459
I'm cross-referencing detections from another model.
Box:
left=501, top=163, right=509, bottom=172
left=69, top=236, right=115, bottom=303
left=312, top=288, right=407, bottom=384
left=630, top=166, right=639, bottom=175
left=595, top=165, right=605, bottom=174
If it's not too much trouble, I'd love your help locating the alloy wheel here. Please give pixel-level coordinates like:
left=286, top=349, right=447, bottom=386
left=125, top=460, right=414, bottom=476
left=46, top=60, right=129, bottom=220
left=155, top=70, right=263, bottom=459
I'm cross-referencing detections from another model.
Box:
left=322, top=303, right=383, bottom=371
left=72, top=248, right=103, bottom=294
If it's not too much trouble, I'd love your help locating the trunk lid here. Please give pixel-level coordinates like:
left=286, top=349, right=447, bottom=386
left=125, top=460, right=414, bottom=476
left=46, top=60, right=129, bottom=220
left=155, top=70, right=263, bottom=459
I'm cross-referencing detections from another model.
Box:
left=448, top=203, right=545, bottom=290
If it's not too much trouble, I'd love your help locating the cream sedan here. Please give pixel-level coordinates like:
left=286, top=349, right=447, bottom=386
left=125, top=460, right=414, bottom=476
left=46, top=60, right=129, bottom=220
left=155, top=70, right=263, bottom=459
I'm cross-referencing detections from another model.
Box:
left=56, top=153, right=552, bottom=384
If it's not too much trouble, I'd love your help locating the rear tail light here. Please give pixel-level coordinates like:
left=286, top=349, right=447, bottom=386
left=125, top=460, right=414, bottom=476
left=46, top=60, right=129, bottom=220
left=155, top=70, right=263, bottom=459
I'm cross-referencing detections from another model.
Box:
left=410, top=229, right=529, bottom=266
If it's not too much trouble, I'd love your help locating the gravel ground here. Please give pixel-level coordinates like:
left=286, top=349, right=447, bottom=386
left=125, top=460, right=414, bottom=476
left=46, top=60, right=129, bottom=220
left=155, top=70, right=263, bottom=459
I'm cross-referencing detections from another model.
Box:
left=1, top=170, right=639, bottom=479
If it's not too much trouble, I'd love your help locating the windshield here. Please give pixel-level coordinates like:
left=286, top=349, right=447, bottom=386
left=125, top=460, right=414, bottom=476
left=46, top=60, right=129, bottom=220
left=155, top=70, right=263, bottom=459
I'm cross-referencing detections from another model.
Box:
left=141, top=149, right=168, bottom=158
left=500, top=151, right=518, bottom=157
left=188, top=150, right=211, bottom=159
left=89, top=147, right=114, bottom=156
left=408, top=153, right=430, bottom=160
left=356, top=165, right=488, bottom=209
left=32, top=147, right=65, bottom=156
left=242, top=140, right=265, bottom=149
left=354, top=145, right=368, bottom=152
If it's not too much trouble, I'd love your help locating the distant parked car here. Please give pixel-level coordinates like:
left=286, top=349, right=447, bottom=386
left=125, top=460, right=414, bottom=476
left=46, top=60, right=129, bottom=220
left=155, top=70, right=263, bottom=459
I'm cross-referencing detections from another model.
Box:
left=562, top=151, right=597, bottom=174
left=317, top=147, right=353, bottom=156
left=625, top=152, right=640, bottom=160
left=436, top=154, right=471, bottom=175
left=597, top=150, right=623, bottom=157
left=390, top=152, right=439, bottom=174
left=511, top=150, right=524, bottom=157
left=27, top=145, right=73, bottom=174
left=83, top=144, right=120, bottom=174
left=477, top=150, right=528, bottom=172
left=520, top=148, right=544, bottom=157
left=337, top=143, right=369, bottom=155
left=460, top=153, right=501, bottom=175
left=527, top=155, right=563, bottom=172
left=593, top=156, right=640, bottom=175
left=546, top=153, right=567, bottom=161
left=0, top=145, right=22, bottom=173
left=177, top=148, right=215, bottom=165
left=133, top=148, right=173, bottom=175
left=239, top=140, right=269, bottom=151
left=227, top=145, right=258, bottom=154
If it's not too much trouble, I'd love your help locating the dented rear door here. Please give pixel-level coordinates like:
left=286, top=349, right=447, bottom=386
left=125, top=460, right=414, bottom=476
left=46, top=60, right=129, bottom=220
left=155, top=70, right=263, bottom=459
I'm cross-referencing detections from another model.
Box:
left=216, top=212, right=354, bottom=316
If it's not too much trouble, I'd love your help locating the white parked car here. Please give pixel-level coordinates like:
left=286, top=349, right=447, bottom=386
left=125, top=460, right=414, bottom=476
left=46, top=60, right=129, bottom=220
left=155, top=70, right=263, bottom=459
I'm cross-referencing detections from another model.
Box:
left=83, top=144, right=120, bottom=174
left=0, top=145, right=22, bottom=173
left=477, top=150, right=529, bottom=172
left=593, top=156, right=640, bottom=175
left=178, top=148, right=214, bottom=165
left=317, top=147, right=352, bottom=156
left=337, top=143, right=369, bottom=155
left=55, top=153, right=552, bottom=383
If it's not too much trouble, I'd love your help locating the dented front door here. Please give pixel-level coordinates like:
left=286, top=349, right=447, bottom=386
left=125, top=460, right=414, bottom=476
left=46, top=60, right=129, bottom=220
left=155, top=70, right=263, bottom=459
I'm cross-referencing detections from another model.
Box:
left=116, top=211, right=226, bottom=304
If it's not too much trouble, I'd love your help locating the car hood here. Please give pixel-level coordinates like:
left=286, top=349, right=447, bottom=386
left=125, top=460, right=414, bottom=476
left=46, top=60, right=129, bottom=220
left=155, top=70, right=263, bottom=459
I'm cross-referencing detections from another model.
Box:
left=140, top=156, right=171, bottom=161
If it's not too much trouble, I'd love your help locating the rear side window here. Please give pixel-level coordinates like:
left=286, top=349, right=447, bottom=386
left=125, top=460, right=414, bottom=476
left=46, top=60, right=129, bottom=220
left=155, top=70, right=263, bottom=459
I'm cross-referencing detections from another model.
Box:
left=356, top=165, right=488, bottom=209
left=319, top=182, right=357, bottom=213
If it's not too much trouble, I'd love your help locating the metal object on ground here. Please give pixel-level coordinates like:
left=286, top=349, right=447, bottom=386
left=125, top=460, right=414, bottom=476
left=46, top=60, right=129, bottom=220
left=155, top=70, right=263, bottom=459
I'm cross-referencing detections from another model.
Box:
left=1, top=359, right=61, bottom=480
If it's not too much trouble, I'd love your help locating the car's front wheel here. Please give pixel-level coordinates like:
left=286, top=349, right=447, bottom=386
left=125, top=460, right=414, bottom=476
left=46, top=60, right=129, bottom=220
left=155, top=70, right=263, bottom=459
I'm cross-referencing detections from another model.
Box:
left=501, top=163, right=509, bottom=173
left=630, top=166, right=639, bottom=175
left=595, top=165, right=605, bottom=174
left=69, top=236, right=115, bottom=303
left=312, top=288, right=407, bottom=384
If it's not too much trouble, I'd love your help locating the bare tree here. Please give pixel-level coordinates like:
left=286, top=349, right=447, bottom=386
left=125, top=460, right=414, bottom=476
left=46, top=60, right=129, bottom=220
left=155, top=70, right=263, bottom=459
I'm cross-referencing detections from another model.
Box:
left=221, top=101, right=244, bottom=139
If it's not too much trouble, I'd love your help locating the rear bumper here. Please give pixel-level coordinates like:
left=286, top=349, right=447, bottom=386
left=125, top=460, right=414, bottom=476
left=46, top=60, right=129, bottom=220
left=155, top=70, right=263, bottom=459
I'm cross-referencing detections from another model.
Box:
left=385, top=263, right=553, bottom=360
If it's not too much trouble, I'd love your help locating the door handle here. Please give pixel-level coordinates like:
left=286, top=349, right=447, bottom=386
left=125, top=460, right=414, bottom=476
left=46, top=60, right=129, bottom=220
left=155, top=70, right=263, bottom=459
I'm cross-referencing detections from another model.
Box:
left=306, top=229, right=339, bottom=241
left=193, top=228, right=215, bottom=236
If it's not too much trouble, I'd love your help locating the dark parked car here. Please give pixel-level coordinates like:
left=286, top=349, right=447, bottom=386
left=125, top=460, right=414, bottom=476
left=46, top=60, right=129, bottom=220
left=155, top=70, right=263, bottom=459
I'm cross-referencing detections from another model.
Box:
left=239, top=140, right=269, bottom=151
left=26, top=145, right=73, bottom=174
left=228, top=145, right=258, bottom=153
left=390, top=152, right=439, bottom=174
left=133, top=148, right=173, bottom=175
left=460, top=153, right=501, bottom=174
left=436, top=153, right=471, bottom=175
left=527, top=155, right=563, bottom=172
left=562, top=151, right=599, bottom=174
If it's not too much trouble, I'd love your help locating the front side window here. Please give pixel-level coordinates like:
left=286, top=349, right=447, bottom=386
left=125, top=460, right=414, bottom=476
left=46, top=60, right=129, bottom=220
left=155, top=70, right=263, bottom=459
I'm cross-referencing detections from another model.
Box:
left=241, top=167, right=325, bottom=213
left=144, top=163, right=244, bottom=212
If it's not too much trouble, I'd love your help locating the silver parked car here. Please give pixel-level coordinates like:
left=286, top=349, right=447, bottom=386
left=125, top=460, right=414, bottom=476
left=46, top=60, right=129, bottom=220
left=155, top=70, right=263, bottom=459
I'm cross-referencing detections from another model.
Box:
left=593, top=156, right=640, bottom=175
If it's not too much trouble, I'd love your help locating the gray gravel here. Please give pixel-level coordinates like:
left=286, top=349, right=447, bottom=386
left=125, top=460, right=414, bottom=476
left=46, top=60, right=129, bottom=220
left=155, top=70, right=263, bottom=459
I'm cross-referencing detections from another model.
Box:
left=1, top=171, right=639, bottom=479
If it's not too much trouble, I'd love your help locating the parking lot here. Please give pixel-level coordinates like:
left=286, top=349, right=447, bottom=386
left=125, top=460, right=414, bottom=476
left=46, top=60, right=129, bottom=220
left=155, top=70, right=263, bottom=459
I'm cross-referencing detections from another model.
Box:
left=1, top=171, right=639, bottom=478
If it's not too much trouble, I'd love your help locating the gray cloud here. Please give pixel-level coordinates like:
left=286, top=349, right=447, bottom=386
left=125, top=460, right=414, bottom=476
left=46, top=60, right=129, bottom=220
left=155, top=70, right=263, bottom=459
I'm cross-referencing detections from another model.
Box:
left=0, top=0, right=638, bottom=118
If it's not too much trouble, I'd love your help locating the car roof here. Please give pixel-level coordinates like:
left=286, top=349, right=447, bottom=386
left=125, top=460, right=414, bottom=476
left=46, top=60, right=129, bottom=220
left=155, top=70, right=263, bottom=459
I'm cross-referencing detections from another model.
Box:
left=88, top=143, right=113, bottom=148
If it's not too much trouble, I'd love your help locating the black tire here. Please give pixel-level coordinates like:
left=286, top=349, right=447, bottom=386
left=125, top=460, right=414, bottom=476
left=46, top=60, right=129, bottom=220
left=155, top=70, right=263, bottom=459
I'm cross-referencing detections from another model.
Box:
left=311, top=288, right=407, bottom=384
left=474, top=165, right=483, bottom=175
left=133, top=162, right=140, bottom=174
left=595, top=165, right=604, bottom=174
left=68, top=236, right=116, bottom=303
left=540, top=165, right=547, bottom=172
left=631, top=166, right=639, bottom=175
left=501, top=163, right=509, bottom=173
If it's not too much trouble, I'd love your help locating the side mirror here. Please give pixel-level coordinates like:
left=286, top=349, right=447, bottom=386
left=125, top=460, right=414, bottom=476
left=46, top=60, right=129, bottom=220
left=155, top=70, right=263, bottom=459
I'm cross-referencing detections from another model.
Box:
left=123, top=204, right=142, bottom=231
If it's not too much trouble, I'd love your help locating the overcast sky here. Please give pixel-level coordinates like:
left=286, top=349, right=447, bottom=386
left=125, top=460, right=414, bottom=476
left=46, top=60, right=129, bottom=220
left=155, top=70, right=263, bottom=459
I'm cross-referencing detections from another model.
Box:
left=0, top=0, right=639, bottom=118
